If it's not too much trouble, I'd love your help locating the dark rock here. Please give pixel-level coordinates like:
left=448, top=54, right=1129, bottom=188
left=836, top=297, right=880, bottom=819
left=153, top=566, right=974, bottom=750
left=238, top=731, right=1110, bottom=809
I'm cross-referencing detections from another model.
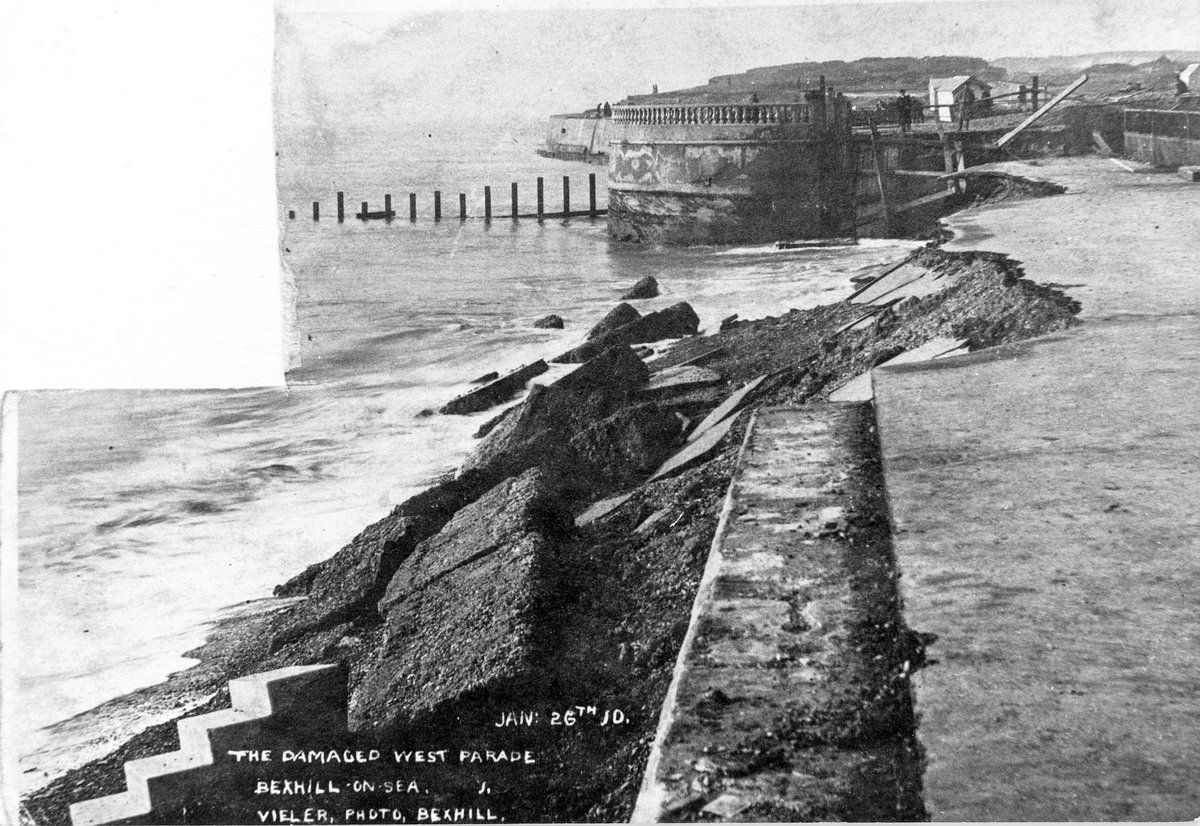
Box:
left=565, top=404, right=683, bottom=491
left=633, top=302, right=700, bottom=341
left=587, top=302, right=641, bottom=341
left=675, top=345, right=726, bottom=368
left=621, top=276, right=659, bottom=299
left=533, top=314, right=564, bottom=329
left=440, top=360, right=549, bottom=416
left=554, top=302, right=701, bottom=364
left=271, top=471, right=493, bottom=639
left=353, top=468, right=573, bottom=730
left=633, top=346, right=654, bottom=359
left=720, top=313, right=739, bottom=331
left=460, top=346, right=654, bottom=496
left=471, top=371, right=499, bottom=385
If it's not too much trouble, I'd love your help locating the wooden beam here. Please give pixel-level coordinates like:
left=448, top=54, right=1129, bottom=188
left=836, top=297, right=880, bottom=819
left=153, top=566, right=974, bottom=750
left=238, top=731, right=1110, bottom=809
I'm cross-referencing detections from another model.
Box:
left=996, top=74, right=1088, bottom=148
left=867, top=121, right=894, bottom=235
left=1092, top=130, right=1115, bottom=156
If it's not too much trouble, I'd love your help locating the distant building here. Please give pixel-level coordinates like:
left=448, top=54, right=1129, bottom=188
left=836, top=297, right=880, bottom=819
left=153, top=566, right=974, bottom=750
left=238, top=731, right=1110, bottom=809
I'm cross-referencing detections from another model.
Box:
left=1181, top=63, right=1200, bottom=91
left=928, top=75, right=993, bottom=123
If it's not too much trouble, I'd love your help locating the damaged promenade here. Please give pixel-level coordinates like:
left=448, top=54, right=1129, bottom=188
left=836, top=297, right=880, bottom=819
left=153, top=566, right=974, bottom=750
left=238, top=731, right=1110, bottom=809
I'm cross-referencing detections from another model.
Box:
left=875, top=156, right=1200, bottom=821
left=26, top=157, right=1200, bottom=824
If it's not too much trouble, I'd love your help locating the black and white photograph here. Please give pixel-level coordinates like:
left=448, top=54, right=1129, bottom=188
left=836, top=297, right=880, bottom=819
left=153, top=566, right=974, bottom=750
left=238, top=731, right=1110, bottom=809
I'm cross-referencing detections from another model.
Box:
left=4, top=0, right=1199, bottom=822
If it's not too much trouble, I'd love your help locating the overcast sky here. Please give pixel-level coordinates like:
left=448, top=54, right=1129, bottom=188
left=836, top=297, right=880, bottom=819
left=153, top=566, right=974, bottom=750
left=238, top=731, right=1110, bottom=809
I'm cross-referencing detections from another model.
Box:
left=278, top=0, right=1200, bottom=126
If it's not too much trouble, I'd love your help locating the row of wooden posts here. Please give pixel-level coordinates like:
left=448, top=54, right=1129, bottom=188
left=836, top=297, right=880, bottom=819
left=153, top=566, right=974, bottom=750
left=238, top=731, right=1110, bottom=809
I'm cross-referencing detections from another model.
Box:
left=287, top=174, right=605, bottom=223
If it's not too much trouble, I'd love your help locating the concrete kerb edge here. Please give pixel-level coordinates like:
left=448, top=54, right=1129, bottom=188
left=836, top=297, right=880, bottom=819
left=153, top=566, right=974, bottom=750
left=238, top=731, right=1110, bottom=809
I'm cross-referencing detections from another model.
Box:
left=628, top=409, right=759, bottom=824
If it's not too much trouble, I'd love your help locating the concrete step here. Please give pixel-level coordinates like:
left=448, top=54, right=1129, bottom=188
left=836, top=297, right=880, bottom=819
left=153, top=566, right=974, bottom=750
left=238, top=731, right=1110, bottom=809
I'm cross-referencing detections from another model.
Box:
left=633, top=404, right=915, bottom=822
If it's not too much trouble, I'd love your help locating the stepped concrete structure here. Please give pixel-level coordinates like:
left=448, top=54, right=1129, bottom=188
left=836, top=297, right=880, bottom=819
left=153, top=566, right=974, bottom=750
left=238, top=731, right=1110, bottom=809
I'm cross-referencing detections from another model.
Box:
left=69, top=665, right=348, bottom=826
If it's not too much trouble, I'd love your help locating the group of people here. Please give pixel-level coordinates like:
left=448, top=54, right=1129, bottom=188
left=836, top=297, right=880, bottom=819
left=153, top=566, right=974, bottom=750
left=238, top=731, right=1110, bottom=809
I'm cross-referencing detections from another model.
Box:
left=879, top=90, right=925, bottom=132
left=594, top=102, right=613, bottom=118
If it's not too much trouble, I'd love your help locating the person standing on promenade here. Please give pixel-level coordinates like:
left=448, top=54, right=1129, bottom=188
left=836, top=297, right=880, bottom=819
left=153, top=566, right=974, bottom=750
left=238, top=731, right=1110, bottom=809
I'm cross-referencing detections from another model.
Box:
left=959, top=85, right=976, bottom=130
left=896, top=89, right=913, bottom=132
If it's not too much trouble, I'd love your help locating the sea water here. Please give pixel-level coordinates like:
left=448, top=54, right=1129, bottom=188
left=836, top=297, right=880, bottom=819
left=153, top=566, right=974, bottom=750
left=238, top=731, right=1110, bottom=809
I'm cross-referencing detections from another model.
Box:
left=17, top=121, right=923, bottom=787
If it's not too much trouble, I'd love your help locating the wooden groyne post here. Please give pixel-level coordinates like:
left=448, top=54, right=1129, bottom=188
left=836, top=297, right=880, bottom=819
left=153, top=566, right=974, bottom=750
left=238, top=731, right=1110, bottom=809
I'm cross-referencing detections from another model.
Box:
left=303, top=177, right=606, bottom=227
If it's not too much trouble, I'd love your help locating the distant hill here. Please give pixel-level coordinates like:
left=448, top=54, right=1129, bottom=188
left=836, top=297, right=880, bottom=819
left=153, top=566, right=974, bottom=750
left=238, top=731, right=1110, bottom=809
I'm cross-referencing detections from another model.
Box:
left=620, top=51, right=1194, bottom=107
left=626, top=55, right=1007, bottom=103
left=708, top=56, right=1005, bottom=90
left=995, top=51, right=1200, bottom=80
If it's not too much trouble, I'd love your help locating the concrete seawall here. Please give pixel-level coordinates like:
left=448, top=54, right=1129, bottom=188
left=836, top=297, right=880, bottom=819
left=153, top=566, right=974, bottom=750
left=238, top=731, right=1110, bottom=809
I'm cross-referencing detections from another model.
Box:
left=607, top=100, right=856, bottom=244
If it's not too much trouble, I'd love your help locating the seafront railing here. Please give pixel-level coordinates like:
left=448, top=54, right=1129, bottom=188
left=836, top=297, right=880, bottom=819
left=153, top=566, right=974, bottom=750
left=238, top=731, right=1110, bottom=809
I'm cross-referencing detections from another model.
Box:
left=612, top=102, right=814, bottom=126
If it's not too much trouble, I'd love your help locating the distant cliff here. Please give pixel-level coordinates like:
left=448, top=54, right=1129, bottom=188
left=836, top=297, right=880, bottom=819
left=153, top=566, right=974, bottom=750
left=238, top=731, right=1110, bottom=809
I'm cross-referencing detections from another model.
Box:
left=625, top=55, right=1005, bottom=103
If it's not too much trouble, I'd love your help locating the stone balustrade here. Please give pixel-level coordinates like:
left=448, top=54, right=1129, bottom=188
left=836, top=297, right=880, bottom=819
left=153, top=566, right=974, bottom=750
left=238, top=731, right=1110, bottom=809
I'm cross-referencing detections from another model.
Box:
left=612, top=102, right=814, bottom=126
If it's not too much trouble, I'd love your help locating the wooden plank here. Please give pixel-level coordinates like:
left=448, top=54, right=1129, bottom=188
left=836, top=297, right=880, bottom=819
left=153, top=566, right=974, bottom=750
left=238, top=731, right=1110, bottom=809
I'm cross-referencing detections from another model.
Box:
left=650, top=413, right=740, bottom=481
left=576, top=493, right=633, bottom=527
left=675, top=346, right=726, bottom=368
left=996, top=74, right=1089, bottom=148
left=894, top=188, right=957, bottom=214
left=848, top=262, right=925, bottom=304
left=688, top=375, right=767, bottom=443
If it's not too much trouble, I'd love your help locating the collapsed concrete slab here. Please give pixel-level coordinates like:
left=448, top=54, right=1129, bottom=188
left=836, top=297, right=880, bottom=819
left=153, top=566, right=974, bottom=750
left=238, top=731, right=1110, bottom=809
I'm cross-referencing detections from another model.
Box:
left=440, top=360, right=549, bottom=415
left=828, top=338, right=968, bottom=402
left=355, top=469, right=572, bottom=730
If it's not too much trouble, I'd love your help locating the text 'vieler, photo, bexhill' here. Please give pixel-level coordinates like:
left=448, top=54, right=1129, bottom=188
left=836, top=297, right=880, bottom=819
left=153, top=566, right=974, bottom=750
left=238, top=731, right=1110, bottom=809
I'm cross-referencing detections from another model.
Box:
left=10, top=1, right=1200, bottom=823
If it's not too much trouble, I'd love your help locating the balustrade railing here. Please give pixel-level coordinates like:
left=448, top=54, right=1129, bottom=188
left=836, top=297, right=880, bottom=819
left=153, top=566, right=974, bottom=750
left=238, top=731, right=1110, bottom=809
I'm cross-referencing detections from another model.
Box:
left=612, top=102, right=814, bottom=126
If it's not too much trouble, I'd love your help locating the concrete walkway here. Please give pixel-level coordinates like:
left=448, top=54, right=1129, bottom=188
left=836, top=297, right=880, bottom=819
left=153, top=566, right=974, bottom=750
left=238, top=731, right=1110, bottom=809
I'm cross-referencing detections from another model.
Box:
left=873, top=157, right=1200, bottom=820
